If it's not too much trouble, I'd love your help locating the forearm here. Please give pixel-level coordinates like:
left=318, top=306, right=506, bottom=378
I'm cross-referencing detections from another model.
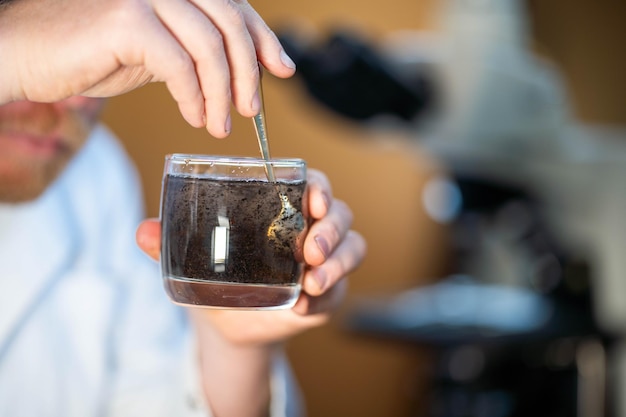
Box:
left=191, top=312, right=275, bottom=417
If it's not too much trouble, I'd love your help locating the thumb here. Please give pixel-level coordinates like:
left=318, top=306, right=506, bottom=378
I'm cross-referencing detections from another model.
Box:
left=136, top=218, right=161, bottom=261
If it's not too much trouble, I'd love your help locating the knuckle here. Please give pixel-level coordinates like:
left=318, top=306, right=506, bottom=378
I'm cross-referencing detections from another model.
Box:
left=309, top=169, right=330, bottom=190
left=222, top=1, right=246, bottom=26
left=326, top=221, right=343, bottom=247
left=340, top=242, right=358, bottom=272
left=328, top=231, right=366, bottom=279
left=348, top=230, right=367, bottom=260
left=334, top=199, right=354, bottom=226
left=231, top=63, right=259, bottom=93
left=169, top=54, right=195, bottom=76
left=203, top=27, right=226, bottom=56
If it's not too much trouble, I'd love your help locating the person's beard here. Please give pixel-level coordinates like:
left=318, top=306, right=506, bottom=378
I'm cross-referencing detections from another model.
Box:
left=0, top=103, right=95, bottom=203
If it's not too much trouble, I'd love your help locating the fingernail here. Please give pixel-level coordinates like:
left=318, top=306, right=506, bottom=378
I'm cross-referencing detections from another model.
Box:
left=280, top=49, right=296, bottom=69
left=224, top=114, right=232, bottom=134
left=314, top=268, right=327, bottom=291
left=315, top=235, right=330, bottom=260
left=251, top=89, right=261, bottom=115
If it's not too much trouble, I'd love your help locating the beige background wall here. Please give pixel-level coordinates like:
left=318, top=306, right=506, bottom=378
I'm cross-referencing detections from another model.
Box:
left=101, top=0, right=625, bottom=416
left=527, top=0, right=626, bottom=125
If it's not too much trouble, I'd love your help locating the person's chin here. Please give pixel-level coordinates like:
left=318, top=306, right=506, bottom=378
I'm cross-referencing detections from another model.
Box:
left=0, top=147, right=72, bottom=203
left=0, top=173, right=50, bottom=202
left=0, top=162, right=69, bottom=202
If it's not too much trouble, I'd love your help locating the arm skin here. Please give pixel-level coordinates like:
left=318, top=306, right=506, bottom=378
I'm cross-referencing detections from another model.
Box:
left=0, top=0, right=296, bottom=138
left=136, top=169, right=367, bottom=417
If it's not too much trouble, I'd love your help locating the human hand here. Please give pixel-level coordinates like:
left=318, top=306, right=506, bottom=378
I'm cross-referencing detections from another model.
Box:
left=136, top=168, right=367, bottom=345
left=0, top=0, right=295, bottom=138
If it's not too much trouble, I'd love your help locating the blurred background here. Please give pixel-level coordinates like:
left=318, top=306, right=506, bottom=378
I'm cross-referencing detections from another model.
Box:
left=101, top=0, right=626, bottom=416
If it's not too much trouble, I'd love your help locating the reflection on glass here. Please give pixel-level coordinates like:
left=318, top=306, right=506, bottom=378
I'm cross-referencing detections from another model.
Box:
left=212, top=215, right=230, bottom=272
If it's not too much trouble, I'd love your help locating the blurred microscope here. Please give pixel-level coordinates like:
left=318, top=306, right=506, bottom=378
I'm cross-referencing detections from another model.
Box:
left=278, top=0, right=626, bottom=415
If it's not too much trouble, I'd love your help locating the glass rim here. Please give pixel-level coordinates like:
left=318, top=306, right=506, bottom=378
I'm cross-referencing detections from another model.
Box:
left=166, top=154, right=306, bottom=167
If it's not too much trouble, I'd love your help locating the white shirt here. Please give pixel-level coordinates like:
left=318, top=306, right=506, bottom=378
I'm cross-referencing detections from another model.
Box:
left=0, top=125, right=299, bottom=417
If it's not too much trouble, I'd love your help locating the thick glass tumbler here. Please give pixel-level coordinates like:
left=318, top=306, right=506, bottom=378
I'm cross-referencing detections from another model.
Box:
left=160, top=154, right=308, bottom=309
